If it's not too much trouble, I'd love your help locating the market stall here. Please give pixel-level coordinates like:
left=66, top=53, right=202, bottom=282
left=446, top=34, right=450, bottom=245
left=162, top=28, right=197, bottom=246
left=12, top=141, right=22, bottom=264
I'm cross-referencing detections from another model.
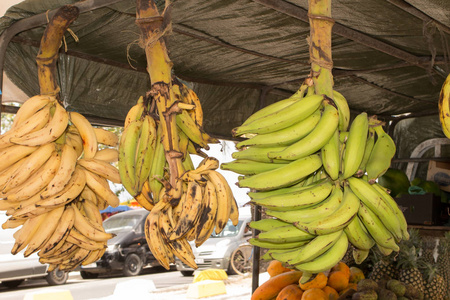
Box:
left=0, top=0, right=449, bottom=299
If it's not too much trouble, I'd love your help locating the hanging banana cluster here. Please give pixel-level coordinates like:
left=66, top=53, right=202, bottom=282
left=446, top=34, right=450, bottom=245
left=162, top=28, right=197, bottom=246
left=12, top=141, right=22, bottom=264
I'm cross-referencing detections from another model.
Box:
left=0, top=94, right=121, bottom=271
left=227, top=79, right=409, bottom=280
left=118, top=78, right=238, bottom=269
left=439, top=73, right=450, bottom=139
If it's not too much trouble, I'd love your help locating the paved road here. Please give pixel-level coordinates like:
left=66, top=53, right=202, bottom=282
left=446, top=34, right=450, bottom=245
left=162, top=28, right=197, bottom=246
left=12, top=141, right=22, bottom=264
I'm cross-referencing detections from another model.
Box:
left=0, top=266, right=195, bottom=300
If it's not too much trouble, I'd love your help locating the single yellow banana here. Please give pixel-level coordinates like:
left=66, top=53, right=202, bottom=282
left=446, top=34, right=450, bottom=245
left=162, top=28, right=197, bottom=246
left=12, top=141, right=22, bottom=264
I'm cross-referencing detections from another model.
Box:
left=77, top=158, right=121, bottom=184
left=69, top=111, right=98, bottom=159
left=93, top=127, right=119, bottom=147
left=41, top=143, right=78, bottom=198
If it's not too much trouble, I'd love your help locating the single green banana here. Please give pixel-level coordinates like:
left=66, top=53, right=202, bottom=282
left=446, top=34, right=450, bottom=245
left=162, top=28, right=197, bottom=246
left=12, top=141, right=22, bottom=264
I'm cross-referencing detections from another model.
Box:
left=268, top=103, right=339, bottom=161
left=344, top=216, right=375, bottom=250
left=365, top=124, right=396, bottom=183
left=294, top=185, right=359, bottom=235
left=347, top=177, right=402, bottom=241
left=231, top=146, right=290, bottom=163
left=357, top=202, right=400, bottom=251
left=321, top=128, right=341, bottom=180
left=261, top=249, right=290, bottom=261
left=148, top=125, right=166, bottom=202
left=241, top=83, right=309, bottom=126
left=176, top=110, right=217, bottom=149
left=249, top=238, right=310, bottom=250
left=118, top=119, right=142, bottom=196
left=332, top=90, right=351, bottom=132
left=257, top=224, right=315, bottom=243
left=252, top=180, right=333, bottom=211
left=279, top=230, right=344, bottom=266
left=248, top=218, right=291, bottom=232
left=294, top=232, right=349, bottom=273
left=353, top=248, right=370, bottom=264
left=266, top=184, right=343, bottom=224
left=233, top=94, right=324, bottom=136
left=221, top=159, right=286, bottom=176
left=236, top=109, right=321, bottom=149
left=247, top=180, right=313, bottom=200
left=355, top=127, right=375, bottom=177
left=237, top=154, right=323, bottom=191
left=341, top=112, right=369, bottom=179
left=376, top=244, right=394, bottom=256
left=372, top=183, right=409, bottom=241
left=135, top=115, right=157, bottom=192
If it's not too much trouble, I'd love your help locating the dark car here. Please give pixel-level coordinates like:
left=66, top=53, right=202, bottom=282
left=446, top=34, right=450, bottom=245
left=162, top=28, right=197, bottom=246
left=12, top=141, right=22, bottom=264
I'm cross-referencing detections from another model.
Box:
left=79, top=209, right=160, bottom=279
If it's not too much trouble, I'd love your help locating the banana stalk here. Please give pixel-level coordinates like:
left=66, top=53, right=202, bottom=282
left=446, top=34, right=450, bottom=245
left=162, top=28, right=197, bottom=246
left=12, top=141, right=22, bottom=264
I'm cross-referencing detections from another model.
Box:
left=308, top=0, right=334, bottom=98
left=36, top=5, right=79, bottom=98
left=136, top=0, right=184, bottom=199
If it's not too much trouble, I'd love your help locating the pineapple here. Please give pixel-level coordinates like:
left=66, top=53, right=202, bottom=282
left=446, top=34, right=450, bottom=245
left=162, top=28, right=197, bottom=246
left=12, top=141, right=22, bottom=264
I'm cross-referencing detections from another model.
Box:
left=368, top=247, right=399, bottom=281
left=421, top=236, right=437, bottom=264
left=422, top=261, right=446, bottom=300
left=436, top=233, right=450, bottom=300
left=397, top=245, right=425, bottom=294
left=397, top=229, right=425, bottom=294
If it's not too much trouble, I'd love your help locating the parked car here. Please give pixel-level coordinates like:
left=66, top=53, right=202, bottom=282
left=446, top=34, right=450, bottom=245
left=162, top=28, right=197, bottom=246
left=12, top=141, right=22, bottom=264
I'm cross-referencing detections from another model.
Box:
left=175, top=207, right=253, bottom=276
left=79, top=208, right=160, bottom=279
left=0, top=212, right=68, bottom=288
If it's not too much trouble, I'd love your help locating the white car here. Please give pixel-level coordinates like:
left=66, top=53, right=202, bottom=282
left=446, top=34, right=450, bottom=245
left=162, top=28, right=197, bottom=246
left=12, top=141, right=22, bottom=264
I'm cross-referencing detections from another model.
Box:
left=0, top=212, right=69, bottom=288
left=175, top=207, right=253, bottom=276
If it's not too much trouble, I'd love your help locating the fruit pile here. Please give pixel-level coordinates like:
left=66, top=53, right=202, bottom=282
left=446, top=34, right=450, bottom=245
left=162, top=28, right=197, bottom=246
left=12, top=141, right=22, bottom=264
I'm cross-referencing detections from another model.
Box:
left=252, top=260, right=365, bottom=300
left=118, top=79, right=239, bottom=269
left=228, top=79, right=409, bottom=281
left=0, top=94, right=121, bottom=271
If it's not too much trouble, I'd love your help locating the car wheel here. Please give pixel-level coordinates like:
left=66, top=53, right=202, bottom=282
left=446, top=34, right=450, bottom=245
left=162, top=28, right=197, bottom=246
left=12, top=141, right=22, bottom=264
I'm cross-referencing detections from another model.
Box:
left=80, top=271, right=99, bottom=279
left=229, top=244, right=253, bottom=275
left=180, top=270, right=194, bottom=276
left=2, top=279, right=24, bottom=288
left=45, top=268, right=69, bottom=285
left=123, top=253, right=143, bottom=277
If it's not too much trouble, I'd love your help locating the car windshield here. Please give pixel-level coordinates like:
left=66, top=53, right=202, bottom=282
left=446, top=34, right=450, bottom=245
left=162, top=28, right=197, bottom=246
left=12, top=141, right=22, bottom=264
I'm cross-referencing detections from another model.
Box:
left=210, top=220, right=243, bottom=238
left=103, top=213, right=143, bottom=234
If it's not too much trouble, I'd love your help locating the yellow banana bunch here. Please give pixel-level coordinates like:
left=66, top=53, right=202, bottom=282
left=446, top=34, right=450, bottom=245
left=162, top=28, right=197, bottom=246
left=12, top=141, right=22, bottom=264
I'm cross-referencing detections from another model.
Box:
left=143, top=156, right=238, bottom=269
left=228, top=79, right=408, bottom=278
left=439, top=73, right=450, bottom=138
left=117, top=76, right=235, bottom=271
left=0, top=94, right=120, bottom=271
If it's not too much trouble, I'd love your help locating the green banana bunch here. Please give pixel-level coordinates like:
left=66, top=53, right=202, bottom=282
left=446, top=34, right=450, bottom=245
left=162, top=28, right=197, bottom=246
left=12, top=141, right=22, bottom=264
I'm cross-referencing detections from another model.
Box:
left=225, top=79, right=409, bottom=277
